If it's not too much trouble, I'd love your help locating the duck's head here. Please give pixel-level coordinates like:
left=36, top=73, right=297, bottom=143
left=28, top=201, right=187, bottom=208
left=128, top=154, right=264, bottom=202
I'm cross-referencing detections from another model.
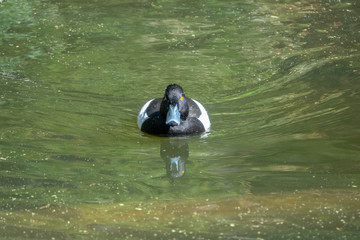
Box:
left=160, top=84, right=189, bottom=127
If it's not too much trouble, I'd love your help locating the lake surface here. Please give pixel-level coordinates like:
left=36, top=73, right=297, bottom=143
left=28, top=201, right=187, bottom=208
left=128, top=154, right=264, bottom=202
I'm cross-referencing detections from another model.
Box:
left=1, top=0, right=359, bottom=239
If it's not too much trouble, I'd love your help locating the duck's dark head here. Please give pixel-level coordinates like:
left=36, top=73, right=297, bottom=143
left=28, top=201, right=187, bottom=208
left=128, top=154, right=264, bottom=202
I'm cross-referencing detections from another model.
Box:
left=160, top=84, right=189, bottom=127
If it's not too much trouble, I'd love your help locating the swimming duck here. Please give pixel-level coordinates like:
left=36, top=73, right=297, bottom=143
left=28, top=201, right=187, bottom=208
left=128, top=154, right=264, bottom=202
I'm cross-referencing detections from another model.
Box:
left=137, top=84, right=210, bottom=136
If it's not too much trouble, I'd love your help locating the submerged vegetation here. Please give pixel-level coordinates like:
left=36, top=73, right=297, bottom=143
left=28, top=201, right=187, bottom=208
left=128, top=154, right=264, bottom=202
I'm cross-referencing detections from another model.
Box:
left=1, top=189, right=359, bottom=239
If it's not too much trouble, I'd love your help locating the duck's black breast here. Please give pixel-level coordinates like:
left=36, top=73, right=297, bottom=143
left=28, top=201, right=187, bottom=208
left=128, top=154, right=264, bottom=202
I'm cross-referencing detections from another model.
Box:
left=167, top=117, right=205, bottom=135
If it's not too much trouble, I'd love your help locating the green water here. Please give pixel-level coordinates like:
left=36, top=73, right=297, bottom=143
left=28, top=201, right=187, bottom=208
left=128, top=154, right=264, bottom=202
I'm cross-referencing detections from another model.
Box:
left=1, top=0, right=359, bottom=239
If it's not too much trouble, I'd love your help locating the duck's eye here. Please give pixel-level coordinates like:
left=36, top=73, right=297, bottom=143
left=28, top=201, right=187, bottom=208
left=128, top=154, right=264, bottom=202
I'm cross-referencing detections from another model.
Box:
left=180, top=96, right=184, bottom=101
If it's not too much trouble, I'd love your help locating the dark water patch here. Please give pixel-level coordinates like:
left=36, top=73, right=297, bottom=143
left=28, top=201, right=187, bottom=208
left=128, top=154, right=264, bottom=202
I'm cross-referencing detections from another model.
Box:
left=0, top=174, right=75, bottom=191
left=0, top=160, right=28, bottom=172
left=278, top=55, right=305, bottom=73
left=46, top=133, right=78, bottom=140
left=52, top=154, right=94, bottom=162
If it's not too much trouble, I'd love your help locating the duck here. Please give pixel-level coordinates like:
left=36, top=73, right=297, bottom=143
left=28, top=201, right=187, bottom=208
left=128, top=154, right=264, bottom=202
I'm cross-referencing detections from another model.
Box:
left=137, top=84, right=210, bottom=136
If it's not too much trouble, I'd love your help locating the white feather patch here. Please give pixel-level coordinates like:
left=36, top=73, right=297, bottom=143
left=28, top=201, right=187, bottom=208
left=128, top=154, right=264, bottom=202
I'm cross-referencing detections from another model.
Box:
left=137, top=99, right=153, bottom=129
left=192, top=99, right=211, bottom=132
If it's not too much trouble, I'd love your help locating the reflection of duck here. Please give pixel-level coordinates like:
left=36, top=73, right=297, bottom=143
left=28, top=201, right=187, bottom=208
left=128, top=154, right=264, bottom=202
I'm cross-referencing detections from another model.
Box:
left=160, top=140, right=189, bottom=179
left=137, top=84, right=210, bottom=136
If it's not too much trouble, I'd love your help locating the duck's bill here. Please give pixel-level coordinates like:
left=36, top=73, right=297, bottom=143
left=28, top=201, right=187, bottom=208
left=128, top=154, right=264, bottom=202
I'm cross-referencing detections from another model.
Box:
left=166, top=104, right=181, bottom=126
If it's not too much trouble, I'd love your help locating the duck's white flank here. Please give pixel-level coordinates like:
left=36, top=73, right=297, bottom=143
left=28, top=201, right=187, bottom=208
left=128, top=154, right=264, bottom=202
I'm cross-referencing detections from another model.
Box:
left=137, top=99, right=153, bottom=129
left=192, top=99, right=211, bottom=132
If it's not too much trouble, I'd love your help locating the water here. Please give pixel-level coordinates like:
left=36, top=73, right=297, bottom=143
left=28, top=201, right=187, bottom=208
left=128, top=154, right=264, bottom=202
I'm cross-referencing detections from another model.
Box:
left=1, top=0, right=359, bottom=239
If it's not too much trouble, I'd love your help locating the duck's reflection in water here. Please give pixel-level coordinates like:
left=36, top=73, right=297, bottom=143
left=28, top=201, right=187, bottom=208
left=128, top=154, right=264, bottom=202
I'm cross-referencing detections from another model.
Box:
left=160, top=139, right=189, bottom=181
